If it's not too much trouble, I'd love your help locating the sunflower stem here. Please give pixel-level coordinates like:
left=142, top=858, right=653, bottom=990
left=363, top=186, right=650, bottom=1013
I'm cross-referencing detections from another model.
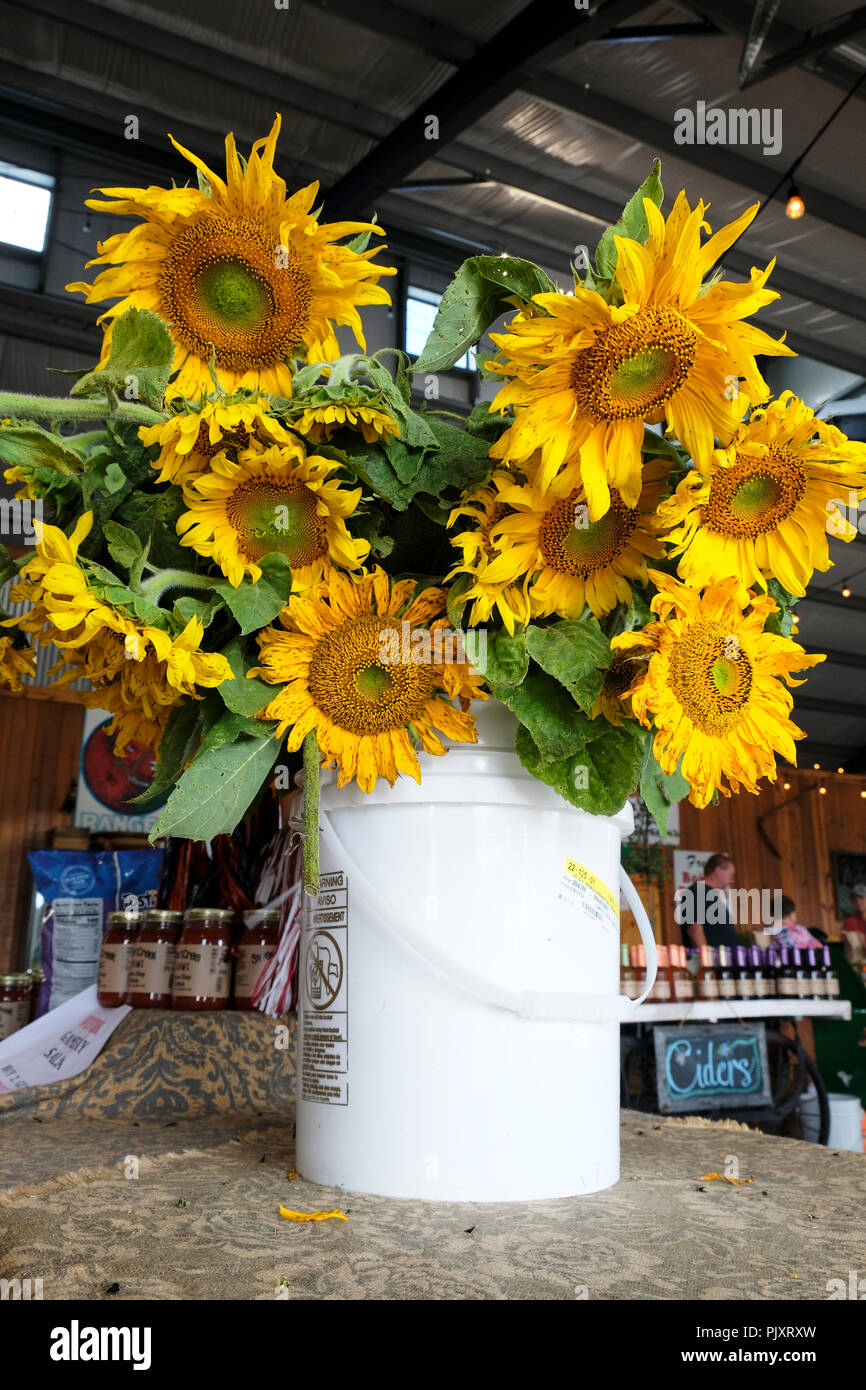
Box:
left=0, top=392, right=163, bottom=427
left=302, top=730, right=320, bottom=899
left=138, top=570, right=216, bottom=603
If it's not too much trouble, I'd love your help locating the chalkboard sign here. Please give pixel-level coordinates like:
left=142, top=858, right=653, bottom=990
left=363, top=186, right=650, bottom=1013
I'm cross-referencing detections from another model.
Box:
left=653, top=1023, right=771, bottom=1113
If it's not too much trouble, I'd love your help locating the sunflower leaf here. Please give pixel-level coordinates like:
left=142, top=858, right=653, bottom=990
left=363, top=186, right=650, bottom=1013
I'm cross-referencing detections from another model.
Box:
left=516, top=720, right=645, bottom=816
left=149, top=732, right=280, bottom=841
left=412, top=255, right=556, bottom=374
left=525, top=616, right=610, bottom=713
left=70, top=307, right=175, bottom=410
left=131, top=698, right=207, bottom=806
left=202, top=710, right=273, bottom=750
left=477, top=628, right=528, bottom=686
left=594, top=160, right=664, bottom=282
left=103, top=520, right=143, bottom=573
left=213, top=556, right=292, bottom=636
left=0, top=421, right=86, bottom=476
left=217, top=635, right=274, bottom=717
left=639, top=752, right=689, bottom=837
left=492, top=671, right=592, bottom=760
left=173, top=594, right=225, bottom=629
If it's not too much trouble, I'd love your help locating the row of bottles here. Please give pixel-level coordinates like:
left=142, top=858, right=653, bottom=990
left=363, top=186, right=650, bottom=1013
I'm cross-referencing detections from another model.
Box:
left=621, top=942, right=839, bottom=1003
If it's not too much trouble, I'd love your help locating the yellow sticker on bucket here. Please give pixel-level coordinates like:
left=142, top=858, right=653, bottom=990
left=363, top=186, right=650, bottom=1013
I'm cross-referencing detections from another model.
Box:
left=560, top=859, right=618, bottom=932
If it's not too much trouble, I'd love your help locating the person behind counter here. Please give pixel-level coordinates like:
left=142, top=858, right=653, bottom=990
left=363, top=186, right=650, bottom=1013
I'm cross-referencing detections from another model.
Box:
left=768, top=895, right=821, bottom=949
left=842, top=884, right=866, bottom=941
left=676, top=853, right=740, bottom=950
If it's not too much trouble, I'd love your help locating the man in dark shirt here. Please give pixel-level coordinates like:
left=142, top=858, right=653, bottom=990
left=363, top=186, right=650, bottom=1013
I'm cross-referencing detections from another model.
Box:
left=676, top=853, right=740, bottom=949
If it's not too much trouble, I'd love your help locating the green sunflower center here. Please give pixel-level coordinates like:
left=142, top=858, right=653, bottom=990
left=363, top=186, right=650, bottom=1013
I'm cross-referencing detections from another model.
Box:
left=308, top=614, right=434, bottom=736
left=668, top=620, right=753, bottom=736
left=704, top=450, right=807, bottom=537
left=539, top=490, right=637, bottom=575
left=160, top=215, right=312, bottom=373
left=572, top=307, right=698, bottom=421
left=226, top=479, right=327, bottom=566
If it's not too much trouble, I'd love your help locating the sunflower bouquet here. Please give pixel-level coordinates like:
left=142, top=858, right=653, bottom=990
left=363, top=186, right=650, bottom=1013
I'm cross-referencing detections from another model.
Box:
left=0, top=118, right=862, bottom=879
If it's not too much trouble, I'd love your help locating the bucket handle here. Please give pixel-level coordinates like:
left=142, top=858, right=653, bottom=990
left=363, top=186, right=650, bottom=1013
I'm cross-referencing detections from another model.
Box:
left=316, top=808, right=657, bottom=1023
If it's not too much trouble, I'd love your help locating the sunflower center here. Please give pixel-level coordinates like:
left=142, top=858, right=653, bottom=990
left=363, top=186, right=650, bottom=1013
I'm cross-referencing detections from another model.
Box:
left=160, top=216, right=312, bottom=372
left=308, top=614, right=434, bottom=736
left=226, top=479, right=327, bottom=566
left=571, top=307, right=698, bottom=421
left=539, top=490, right=637, bottom=575
left=667, top=620, right=753, bottom=736
left=704, top=449, right=807, bottom=537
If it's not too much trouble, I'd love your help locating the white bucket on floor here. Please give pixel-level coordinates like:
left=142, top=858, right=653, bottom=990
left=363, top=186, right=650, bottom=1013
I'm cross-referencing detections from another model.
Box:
left=800, top=1088, right=864, bottom=1151
left=296, top=701, right=656, bottom=1201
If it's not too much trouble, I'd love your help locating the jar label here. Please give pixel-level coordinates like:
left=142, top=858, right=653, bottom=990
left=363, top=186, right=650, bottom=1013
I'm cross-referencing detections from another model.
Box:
left=173, top=943, right=231, bottom=1001
left=97, top=941, right=133, bottom=996
left=235, top=944, right=276, bottom=999
left=0, top=998, right=30, bottom=1040
left=698, top=979, right=720, bottom=1000
left=128, top=941, right=176, bottom=997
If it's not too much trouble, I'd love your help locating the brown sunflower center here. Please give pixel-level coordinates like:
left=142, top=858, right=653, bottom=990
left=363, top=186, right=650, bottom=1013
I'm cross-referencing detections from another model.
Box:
left=226, top=478, right=327, bottom=566
left=603, top=654, right=639, bottom=700
left=538, top=489, right=637, bottom=575
left=307, top=614, right=435, bottom=736
left=703, top=448, right=807, bottom=537
left=667, top=620, right=753, bottom=736
left=571, top=307, right=698, bottom=421
left=194, top=418, right=250, bottom=461
left=160, top=216, right=312, bottom=372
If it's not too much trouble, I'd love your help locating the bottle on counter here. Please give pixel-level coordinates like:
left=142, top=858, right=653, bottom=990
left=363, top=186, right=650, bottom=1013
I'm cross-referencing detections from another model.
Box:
left=735, top=943, right=756, bottom=1000
left=765, top=947, right=780, bottom=996
left=126, top=909, right=183, bottom=1008
left=620, top=942, right=638, bottom=998
left=234, top=909, right=281, bottom=1010
left=806, top=946, right=825, bottom=1000
left=822, top=946, right=840, bottom=998
left=671, top=944, right=694, bottom=1002
left=717, top=945, right=738, bottom=1000
left=0, top=974, right=33, bottom=1041
left=751, top=946, right=773, bottom=1001
left=792, top=947, right=811, bottom=1001
left=697, top=945, right=720, bottom=1001
left=97, top=909, right=141, bottom=1007
left=27, top=965, right=44, bottom=1021
left=776, top=946, right=797, bottom=998
left=649, top=944, right=672, bottom=1002
left=172, top=908, right=235, bottom=1010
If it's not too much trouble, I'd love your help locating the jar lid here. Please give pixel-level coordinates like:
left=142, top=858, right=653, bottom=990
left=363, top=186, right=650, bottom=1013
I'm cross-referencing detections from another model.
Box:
left=243, top=909, right=281, bottom=926
left=28, top=967, right=45, bottom=982
left=108, top=909, right=141, bottom=926
left=144, top=909, right=183, bottom=924
left=183, top=908, right=236, bottom=922
left=0, top=973, right=31, bottom=986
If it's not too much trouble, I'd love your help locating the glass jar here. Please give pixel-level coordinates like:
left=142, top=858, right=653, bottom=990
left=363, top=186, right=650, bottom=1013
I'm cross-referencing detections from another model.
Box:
left=0, top=974, right=32, bottom=1041
left=172, top=908, right=235, bottom=1010
left=97, top=910, right=141, bottom=1007
left=127, top=909, right=183, bottom=1008
left=234, top=909, right=280, bottom=1010
left=27, top=966, right=44, bottom=1021
left=649, top=944, right=672, bottom=1002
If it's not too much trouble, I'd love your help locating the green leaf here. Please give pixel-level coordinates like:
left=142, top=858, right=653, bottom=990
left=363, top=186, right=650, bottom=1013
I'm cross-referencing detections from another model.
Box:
left=172, top=594, right=225, bottom=629
left=594, top=160, right=663, bottom=282
left=71, top=307, right=175, bottom=410
left=217, top=635, right=274, bottom=717
left=517, top=720, right=645, bottom=816
left=412, top=255, right=556, bottom=374
left=494, top=672, right=594, bottom=761
left=131, top=699, right=205, bottom=806
left=202, top=711, right=273, bottom=750
left=0, top=422, right=86, bottom=477
left=477, top=627, right=528, bottom=686
left=213, top=555, right=292, bottom=636
left=525, top=615, right=610, bottom=713
left=445, top=572, right=473, bottom=629
left=103, top=520, right=143, bottom=572
left=639, top=753, right=690, bottom=838
left=149, top=733, right=280, bottom=841
left=104, top=462, right=128, bottom=494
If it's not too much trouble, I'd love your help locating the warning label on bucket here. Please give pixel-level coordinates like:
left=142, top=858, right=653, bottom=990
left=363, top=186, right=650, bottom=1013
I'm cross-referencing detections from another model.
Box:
left=558, top=858, right=618, bottom=935
left=301, top=871, right=348, bottom=1106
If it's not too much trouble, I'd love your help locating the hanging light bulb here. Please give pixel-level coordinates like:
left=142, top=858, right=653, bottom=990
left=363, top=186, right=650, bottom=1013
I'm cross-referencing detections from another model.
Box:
left=786, top=185, right=806, bottom=219
left=842, top=586, right=852, bottom=598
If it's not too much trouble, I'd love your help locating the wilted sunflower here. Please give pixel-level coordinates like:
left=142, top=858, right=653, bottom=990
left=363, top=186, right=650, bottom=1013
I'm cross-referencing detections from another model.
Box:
left=446, top=483, right=531, bottom=635
left=251, top=568, right=484, bottom=792
left=470, top=456, right=667, bottom=623
left=289, top=398, right=399, bottom=445
left=68, top=115, right=395, bottom=398
left=139, top=396, right=297, bottom=485
left=487, top=192, right=793, bottom=517
left=590, top=652, right=642, bottom=726
left=611, top=571, right=824, bottom=808
left=177, top=441, right=369, bottom=588
left=658, top=392, right=866, bottom=597
left=0, top=635, right=35, bottom=693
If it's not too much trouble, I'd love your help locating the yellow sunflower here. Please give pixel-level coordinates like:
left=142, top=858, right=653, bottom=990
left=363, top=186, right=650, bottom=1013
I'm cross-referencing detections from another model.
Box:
left=487, top=192, right=794, bottom=517
left=658, top=391, right=866, bottom=597
left=67, top=115, right=395, bottom=399
left=177, top=441, right=369, bottom=588
left=611, top=571, right=824, bottom=808
left=251, top=568, right=484, bottom=792
left=0, top=635, right=35, bottom=693
left=289, top=400, right=399, bottom=445
left=467, top=455, right=667, bottom=623
left=139, top=396, right=298, bottom=485
left=446, top=483, right=532, bottom=635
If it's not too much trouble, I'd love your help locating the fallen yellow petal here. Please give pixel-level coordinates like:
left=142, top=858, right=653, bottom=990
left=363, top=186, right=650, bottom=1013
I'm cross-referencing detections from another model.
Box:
left=699, top=1173, right=754, bottom=1185
left=279, top=1205, right=348, bottom=1222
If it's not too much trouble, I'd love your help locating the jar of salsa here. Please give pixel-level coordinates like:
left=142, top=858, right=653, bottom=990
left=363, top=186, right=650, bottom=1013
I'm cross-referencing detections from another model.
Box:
left=97, top=910, right=141, bottom=1007
left=172, top=908, right=235, bottom=1010
left=0, top=974, right=32, bottom=1041
left=127, top=909, right=183, bottom=1008
left=234, top=909, right=280, bottom=1010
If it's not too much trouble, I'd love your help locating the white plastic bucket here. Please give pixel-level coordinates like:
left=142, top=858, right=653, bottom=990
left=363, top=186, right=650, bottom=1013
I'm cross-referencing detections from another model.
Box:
left=296, top=701, right=657, bottom=1201
left=800, top=1088, right=865, bottom=1151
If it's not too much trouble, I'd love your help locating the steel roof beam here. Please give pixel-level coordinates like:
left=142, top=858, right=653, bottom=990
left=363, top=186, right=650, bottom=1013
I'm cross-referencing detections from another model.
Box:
left=740, top=6, right=866, bottom=89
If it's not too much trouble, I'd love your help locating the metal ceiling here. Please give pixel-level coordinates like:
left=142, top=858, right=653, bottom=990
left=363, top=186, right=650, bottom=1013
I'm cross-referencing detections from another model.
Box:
left=0, top=0, right=864, bottom=768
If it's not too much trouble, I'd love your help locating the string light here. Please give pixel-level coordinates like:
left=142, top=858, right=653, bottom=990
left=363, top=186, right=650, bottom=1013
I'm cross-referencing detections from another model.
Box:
left=861, top=790, right=866, bottom=799
left=819, top=786, right=828, bottom=794
left=842, top=586, right=852, bottom=598
left=786, top=185, right=806, bottom=219
left=783, top=781, right=791, bottom=790
left=814, top=763, right=821, bottom=770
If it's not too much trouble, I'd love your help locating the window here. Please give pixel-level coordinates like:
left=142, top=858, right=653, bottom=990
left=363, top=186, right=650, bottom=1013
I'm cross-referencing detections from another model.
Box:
left=405, top=285, right=473, bottom=370
left=0, top=162, right=54, bottom=253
